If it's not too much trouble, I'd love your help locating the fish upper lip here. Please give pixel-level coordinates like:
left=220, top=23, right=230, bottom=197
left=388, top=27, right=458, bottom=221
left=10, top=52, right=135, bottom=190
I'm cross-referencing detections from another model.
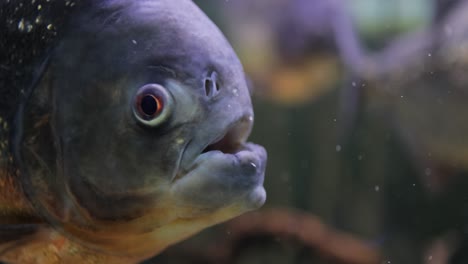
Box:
left=200, top=115, right=253, bottom=155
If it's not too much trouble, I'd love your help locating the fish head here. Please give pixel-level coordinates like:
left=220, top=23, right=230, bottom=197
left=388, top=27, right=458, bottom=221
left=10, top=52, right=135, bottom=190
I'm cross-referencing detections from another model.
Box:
left=15, top=0, right=266, bottom=258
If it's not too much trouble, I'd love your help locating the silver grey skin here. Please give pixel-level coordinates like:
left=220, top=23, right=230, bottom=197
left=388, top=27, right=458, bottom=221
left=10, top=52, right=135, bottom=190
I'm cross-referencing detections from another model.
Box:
left=9, top=0, right=266, bottom=261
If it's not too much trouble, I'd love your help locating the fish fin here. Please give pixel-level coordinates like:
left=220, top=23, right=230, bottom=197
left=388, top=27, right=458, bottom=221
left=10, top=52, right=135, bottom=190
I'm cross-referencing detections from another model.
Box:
left=0, top=226, right=141, bottom=264
left=329, top=0, right=366, bottom=73
left=328, top=2, right=365, bottom=145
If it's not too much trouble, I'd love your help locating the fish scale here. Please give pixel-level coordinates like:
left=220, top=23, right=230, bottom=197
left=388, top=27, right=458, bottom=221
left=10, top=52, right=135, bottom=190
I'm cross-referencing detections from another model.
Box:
left=0, top=0, right=76, bottom=232
left=0, top=115, right=35, bottom=226
left=0, top=0, right=77, bottom=120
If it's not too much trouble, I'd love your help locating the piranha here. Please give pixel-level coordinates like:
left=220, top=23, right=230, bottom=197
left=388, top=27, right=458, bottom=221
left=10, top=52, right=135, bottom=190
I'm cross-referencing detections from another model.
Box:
left=0, top=0, right=267, bottom=263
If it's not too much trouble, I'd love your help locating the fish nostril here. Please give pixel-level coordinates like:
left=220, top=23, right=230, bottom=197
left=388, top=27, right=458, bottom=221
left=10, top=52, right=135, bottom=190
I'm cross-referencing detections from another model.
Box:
left=204, top=71, right=220, bottom=98
left=204, top=78, right=214, bottom=97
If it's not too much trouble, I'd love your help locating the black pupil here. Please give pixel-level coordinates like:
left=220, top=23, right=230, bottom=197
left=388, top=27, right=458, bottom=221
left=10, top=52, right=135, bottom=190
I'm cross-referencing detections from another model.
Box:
left=141, top=95, right=159, bottom=116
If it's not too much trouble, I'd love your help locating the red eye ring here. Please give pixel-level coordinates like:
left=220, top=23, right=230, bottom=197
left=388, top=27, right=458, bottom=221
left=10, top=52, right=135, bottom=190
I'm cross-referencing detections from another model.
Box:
left=136, top=93, right=163, bottom=119
left=133, top=84, right=172, bottom=126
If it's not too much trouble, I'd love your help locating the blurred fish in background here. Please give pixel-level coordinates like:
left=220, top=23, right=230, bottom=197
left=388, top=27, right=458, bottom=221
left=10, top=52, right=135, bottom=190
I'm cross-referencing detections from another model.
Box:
left=220, top=0, right=366, bottom=106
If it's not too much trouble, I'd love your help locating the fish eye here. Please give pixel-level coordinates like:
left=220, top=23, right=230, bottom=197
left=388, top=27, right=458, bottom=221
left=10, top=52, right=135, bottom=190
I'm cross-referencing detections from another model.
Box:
left=133, top=84, right=173, bottom=126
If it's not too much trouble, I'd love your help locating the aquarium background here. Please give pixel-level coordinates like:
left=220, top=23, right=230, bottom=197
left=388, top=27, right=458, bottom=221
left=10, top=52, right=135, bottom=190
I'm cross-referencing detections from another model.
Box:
left=147, top=0, right=468, bottom=263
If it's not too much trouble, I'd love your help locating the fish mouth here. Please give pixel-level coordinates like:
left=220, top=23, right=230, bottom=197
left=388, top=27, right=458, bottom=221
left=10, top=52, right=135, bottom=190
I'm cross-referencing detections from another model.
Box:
left=172, top=114, right=267, bottom=210
left=201, top=115, right=253, bottom=155
left=176, top=114, right=265, bottom=179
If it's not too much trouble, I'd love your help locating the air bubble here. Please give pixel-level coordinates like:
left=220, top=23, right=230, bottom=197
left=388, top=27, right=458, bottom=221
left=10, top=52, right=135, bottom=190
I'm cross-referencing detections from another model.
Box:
left=17, top=19, right=25, bottom=31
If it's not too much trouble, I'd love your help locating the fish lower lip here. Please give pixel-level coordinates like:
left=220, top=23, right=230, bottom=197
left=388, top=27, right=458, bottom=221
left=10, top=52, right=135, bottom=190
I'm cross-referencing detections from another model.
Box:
left=172, top=141, right=267, bottom=210
left=192, top=141, right=267, bottom=179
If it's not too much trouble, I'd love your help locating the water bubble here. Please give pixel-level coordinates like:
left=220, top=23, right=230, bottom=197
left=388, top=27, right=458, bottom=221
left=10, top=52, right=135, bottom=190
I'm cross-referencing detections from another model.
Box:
left=335, top=145, right=342, bottom=152
left=374, top=185, right=380, bottom=192
left=17, top=19, right=25, bottom=31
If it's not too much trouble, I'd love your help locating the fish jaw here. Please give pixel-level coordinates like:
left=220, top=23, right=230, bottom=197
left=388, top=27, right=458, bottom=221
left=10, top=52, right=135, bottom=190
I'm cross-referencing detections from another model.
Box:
left=127, top=142, right=267, bottom=260
left=172, top=142, right=267, bottom=213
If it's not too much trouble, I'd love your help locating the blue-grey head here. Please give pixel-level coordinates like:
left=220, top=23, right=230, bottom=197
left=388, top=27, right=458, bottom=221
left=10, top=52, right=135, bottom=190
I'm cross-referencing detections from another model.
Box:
left=14, top=0, right=266, bottom=259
